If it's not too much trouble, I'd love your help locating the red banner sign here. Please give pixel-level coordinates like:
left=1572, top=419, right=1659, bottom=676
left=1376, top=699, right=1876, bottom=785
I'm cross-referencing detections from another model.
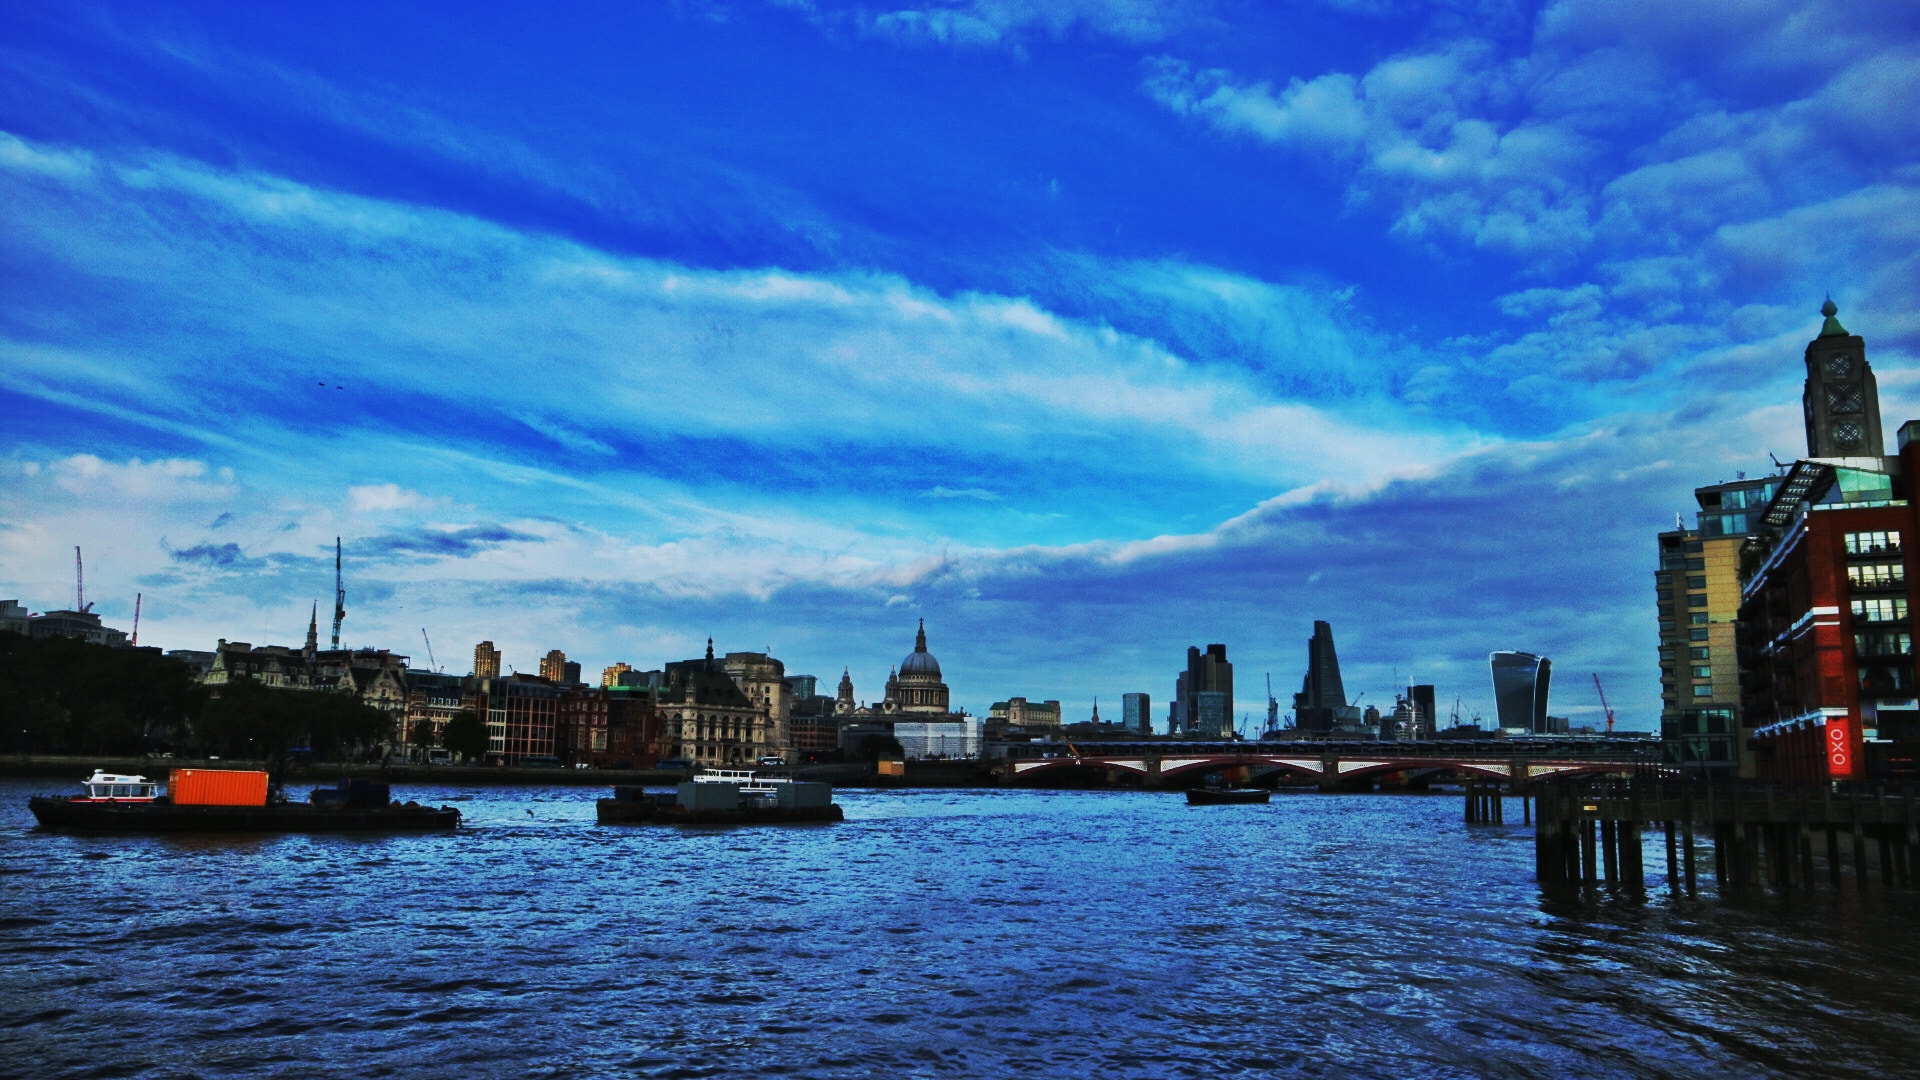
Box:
left=1827, top=717, right=1855, bottom=778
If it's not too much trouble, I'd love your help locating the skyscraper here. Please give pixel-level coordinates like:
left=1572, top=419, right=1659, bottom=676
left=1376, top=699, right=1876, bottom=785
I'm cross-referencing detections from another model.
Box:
left=1292, top=621, right=1348, bottom=733
left=1408, top=684, right=1436, bottom=740
left=1178, top=645, right=1233, bottom=738
left=540, top=649, right=567, bottom=682
left=1122, top=692, right=1152, bottom=735
left=1489, top=652, right=1552, bottom=734
left=473, top=640, right=501, bottom=679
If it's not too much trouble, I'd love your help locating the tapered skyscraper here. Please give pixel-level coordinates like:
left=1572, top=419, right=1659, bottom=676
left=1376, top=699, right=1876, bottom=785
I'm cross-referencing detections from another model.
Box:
left=1293, top=621, right=1347, bottom=733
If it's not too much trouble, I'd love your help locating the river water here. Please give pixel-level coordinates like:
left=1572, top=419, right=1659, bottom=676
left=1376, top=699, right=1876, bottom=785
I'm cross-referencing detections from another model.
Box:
left=3, top=779, right=1919, bottom=1079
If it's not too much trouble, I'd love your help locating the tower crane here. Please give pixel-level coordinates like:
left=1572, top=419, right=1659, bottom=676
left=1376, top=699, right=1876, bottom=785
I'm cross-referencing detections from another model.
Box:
left=131, top=593, right=141, bottom=646
left=422, top=628, right=439, bottom=673
left=1592, top=673, right=1616, bottom=734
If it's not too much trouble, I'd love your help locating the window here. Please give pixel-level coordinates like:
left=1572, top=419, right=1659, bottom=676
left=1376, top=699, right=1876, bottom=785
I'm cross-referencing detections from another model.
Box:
left=1845, top=530, right=1902, bottom=555
left=1687, top=575, right=1707, bottom=589
left=1659, top=621, right=1676, bottom=634
left=1848, top=562, right=1905, bottom=589
left=1692, top=665, right=1713, bottom=678
left=1687, top=558, right=1705, bottom=570
left=1688, top=594, right=1709, bottom=607
left=1690, top=628, right=1710, bottom=641
left=1690, top=647, right=1711, bottom=659
left=1855, top=631, right=1913, bottom=657
left=1692, top=685, right=1715, bottom=698
left=1859, top=664, right=1915, bottom=694
left=1658, top=604, right=1676, bottom=618
left=1690, top=613, right=1709, bottom=624
left=1685, top=540, right=1703, bottom=553
left=1852, top=597, right=1908, bottom=623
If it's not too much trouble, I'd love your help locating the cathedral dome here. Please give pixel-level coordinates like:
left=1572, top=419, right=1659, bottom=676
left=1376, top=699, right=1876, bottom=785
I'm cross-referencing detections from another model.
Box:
left=898, top=619, right=941, bottom=678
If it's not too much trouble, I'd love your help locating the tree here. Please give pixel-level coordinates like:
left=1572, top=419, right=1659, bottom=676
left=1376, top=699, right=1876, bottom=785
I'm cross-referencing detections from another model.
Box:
left=442, top=709, right=488, bottom=762
left=0, top=633, right=204, bottom=755
left=410, top=717, right=437, bottom=751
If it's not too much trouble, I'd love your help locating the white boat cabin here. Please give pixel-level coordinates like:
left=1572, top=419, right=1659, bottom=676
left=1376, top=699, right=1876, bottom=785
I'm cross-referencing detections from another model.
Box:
left=691, top=767, right=785, bottom=806
left=76, top=770, right=160, bottom=802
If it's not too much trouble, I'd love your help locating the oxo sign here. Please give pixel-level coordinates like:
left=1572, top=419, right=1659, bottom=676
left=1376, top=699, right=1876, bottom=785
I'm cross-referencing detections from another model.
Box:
left=1827, top=717, right=1856, bottom=778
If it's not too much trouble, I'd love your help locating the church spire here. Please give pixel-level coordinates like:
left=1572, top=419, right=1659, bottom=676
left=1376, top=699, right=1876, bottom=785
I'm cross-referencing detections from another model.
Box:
left=304, top=602, right=318, bottom=655
left=915, top=618, right=927, bottom=653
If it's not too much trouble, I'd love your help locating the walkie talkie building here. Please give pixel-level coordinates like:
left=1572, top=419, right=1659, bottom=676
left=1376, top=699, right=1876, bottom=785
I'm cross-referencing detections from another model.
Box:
left=1489, top=651, right=1552, bottom=734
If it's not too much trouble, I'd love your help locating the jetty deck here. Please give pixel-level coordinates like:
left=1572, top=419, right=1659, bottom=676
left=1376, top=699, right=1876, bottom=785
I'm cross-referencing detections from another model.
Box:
left=1526, top=778, right=1920, bottom=896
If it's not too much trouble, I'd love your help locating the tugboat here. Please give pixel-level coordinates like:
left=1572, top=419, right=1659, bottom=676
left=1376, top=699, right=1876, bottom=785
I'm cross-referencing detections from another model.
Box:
left=598, top=767, right=843, bottom=825
left=28, top=767, right=462, bottom=833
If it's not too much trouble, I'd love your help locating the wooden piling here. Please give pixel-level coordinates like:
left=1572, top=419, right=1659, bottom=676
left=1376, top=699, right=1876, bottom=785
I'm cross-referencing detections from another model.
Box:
left=1665, top=819, right=1679, bottom=897
left=1599, top=818, right=1617, bottom=884
left=1581, top=819, right=1598, bottom=885
left=1852, top=788, right=1870, bottom=892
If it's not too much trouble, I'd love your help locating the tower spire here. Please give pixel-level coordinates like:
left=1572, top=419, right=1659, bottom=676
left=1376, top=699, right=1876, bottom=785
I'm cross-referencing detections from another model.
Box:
left=331, top=537, right=346, bottom=650
left=305, top=602, right=318, bottom=655
left=1802, top=297, right=1877, bottom=457
left=915, top=618, right=927, bottom=652
left=1820, top=295, right=1848, bottom=338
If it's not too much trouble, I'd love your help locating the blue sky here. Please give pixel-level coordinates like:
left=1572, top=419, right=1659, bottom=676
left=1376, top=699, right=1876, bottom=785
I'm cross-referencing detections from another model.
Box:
left=3, top=0, right=1918, bottom=730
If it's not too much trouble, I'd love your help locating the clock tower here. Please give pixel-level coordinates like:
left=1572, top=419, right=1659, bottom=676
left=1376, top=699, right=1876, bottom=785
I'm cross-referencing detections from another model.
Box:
left=1803, top=297, right=1882, bottom=459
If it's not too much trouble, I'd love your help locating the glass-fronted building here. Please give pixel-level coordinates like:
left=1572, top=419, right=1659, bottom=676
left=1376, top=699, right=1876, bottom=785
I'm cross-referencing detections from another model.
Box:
left=1489, top=651, right=1553, bottom=734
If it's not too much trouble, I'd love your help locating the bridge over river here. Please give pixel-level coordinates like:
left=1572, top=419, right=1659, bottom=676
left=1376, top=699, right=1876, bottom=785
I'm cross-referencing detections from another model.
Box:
left=1000, top=738, right=1659, bottom=792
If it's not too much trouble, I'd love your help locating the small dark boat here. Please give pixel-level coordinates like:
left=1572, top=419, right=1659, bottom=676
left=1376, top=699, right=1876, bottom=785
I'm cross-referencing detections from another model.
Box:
left=1186, top=787, right=1271, bottom=805
left=598, top=769, right=843, bottom=825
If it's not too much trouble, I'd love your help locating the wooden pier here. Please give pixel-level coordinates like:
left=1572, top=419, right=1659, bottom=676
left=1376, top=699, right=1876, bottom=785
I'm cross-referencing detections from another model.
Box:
left=1526, top=778, right=1920, bottom=896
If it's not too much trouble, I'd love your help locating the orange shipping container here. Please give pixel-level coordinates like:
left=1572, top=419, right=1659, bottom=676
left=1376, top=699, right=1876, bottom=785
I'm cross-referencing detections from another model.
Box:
left=169, top=768, right=269, bottom=806
left=876, top=760, right=906, bottom=777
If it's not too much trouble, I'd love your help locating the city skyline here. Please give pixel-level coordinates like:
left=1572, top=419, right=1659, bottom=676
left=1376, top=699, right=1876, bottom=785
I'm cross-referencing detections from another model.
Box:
left=4, top=2, right=1919, bottom=728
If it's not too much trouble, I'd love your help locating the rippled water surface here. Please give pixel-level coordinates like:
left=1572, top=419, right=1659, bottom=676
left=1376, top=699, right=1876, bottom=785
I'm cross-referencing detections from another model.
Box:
left=4, top=779, right=1920, bottom=1078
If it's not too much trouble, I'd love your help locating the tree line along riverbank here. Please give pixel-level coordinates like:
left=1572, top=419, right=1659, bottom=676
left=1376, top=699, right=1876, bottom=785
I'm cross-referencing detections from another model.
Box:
left=0, top=754, right=1000, bottom=789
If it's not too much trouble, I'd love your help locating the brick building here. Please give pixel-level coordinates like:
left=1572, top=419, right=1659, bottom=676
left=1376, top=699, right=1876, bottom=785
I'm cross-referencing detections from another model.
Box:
left=1736, top=302, right=1920, bottom=781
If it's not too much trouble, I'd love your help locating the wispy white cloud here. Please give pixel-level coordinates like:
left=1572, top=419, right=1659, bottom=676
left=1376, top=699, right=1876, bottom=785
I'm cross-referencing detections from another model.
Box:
left=802, top=0, right=1213, bottom=50
left=348, top=484, right=440, bottom=514
left=1144, top=3, right=1920, bottom=268
left=0, top=131, right=1485, bottom=501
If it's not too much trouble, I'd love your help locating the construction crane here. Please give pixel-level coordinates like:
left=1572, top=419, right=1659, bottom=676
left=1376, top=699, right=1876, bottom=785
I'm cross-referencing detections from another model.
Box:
left=331, top=537, right=346, bottom=649
left=74, top=546, right=94, bottom=613
left=1592, top=673, right=1616, bottom=734
left=131, top=593, right=141, bottom=646
left=421, top=629, right=438, bottom=672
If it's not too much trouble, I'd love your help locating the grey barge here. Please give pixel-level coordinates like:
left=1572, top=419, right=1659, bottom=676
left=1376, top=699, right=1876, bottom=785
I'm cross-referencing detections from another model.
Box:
left=598, top=768, right=842, bottom=825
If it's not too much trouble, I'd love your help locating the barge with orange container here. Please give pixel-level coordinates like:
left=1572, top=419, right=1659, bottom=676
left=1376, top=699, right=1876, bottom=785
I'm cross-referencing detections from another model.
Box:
left=28, top=768, right=461, bottom=833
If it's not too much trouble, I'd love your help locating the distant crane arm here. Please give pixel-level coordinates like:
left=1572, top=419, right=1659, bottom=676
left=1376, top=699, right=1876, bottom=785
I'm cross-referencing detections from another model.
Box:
left=1592, top=673, right=1616, bottom=734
